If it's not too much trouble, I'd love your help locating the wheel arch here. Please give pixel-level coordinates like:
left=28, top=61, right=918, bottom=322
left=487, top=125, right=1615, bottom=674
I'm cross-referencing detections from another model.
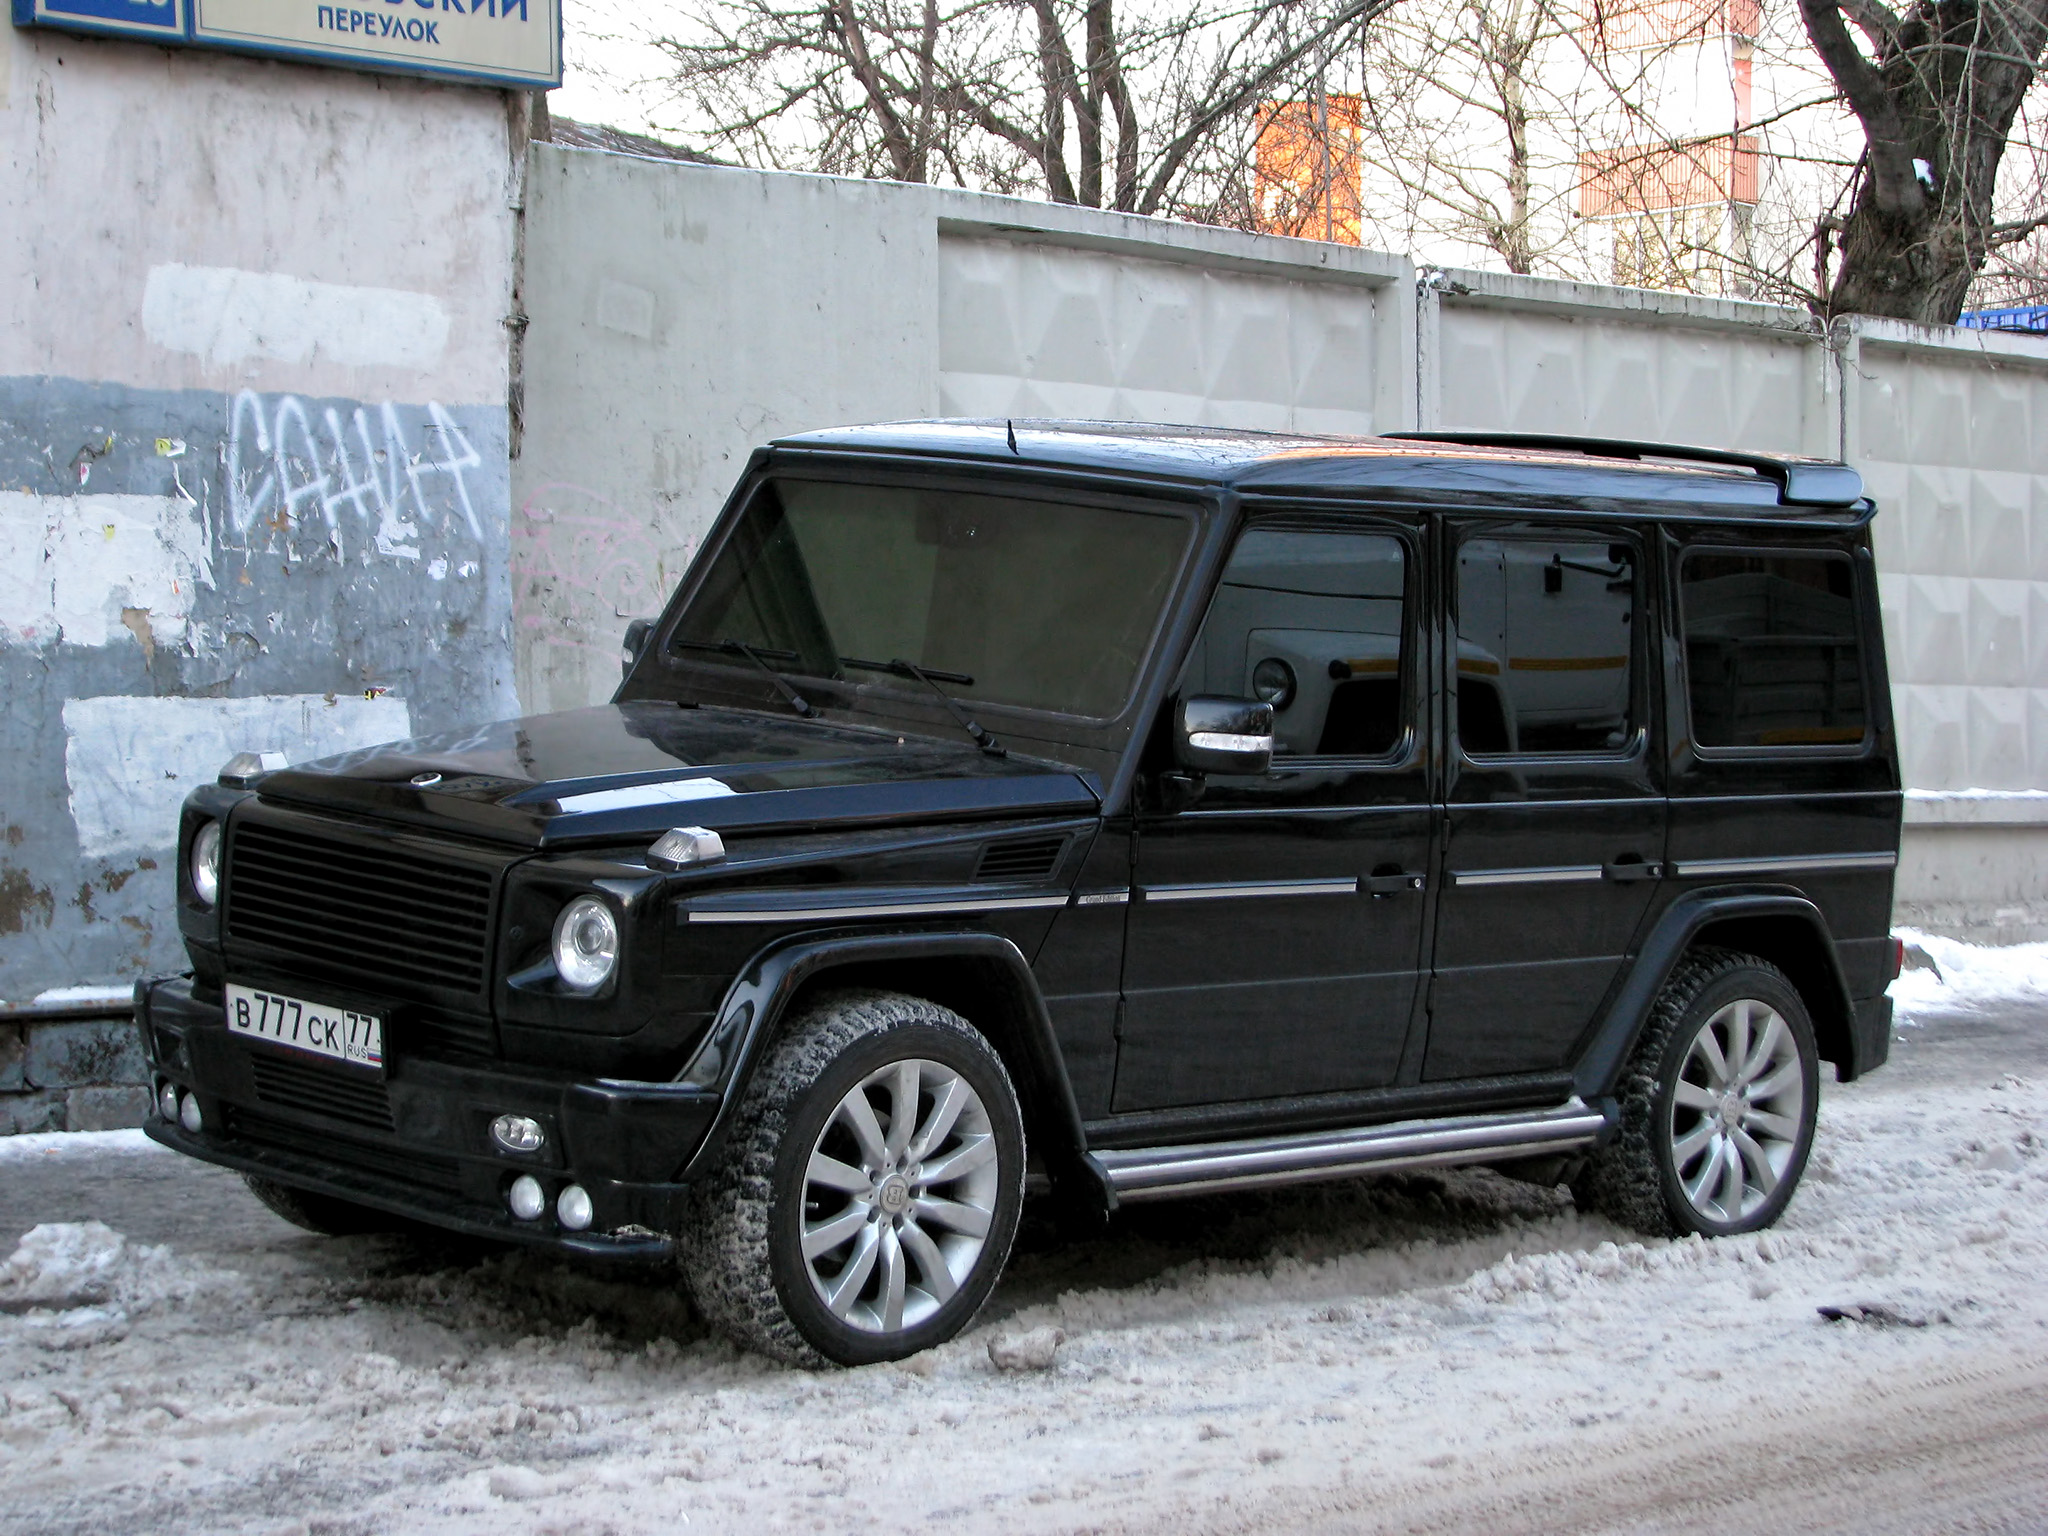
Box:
left=676, top=928, right=1108, bottom=1207
left=1575, top=889, right=1861, bottom=1099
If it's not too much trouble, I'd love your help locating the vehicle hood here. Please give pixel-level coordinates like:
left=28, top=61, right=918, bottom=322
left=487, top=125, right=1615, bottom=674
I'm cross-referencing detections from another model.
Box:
left=248, top=702, right=1100, bottom=849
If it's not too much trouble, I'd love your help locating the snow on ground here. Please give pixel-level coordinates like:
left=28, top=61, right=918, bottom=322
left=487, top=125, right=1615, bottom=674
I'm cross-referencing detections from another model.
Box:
left=3, top=946, right=2047, bottom=1535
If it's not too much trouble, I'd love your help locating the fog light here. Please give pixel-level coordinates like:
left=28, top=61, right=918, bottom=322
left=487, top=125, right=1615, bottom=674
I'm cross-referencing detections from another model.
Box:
left=508, top=1174, right=546, bottom=1221
left=556, top=1184, right=594, bottom=1231
left=490, top=1113, right=545, bottom=1154
left=158, top=1082, right=179, bottom=1122
left=178, top=1091, right=203, bottom=1134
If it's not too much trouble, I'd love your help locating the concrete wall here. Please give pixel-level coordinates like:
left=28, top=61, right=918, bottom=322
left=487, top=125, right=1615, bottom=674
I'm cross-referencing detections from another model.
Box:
left=0, top=24, right=520, bottom=1029
left=512, top=152, right=2048, bottom=939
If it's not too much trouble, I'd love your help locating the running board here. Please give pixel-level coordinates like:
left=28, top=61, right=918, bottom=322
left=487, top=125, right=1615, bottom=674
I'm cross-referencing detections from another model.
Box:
left=1095, top=1097, right=1611, bottom=1202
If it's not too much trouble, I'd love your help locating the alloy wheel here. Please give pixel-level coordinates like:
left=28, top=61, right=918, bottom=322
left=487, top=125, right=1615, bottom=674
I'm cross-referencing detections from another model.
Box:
left=1667, top=997, right=1808, bottom=1224
left=798, top=1057, right=1002, bottom=1335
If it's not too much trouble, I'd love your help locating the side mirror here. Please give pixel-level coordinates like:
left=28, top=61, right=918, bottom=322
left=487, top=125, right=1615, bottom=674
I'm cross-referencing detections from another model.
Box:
left=621, top=617, right=656, bottom=679
left=1175, top=696, right=1275, bottom=776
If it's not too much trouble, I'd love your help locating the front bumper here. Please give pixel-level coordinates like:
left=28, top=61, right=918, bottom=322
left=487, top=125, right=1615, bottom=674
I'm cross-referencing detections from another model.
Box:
left=138, top=975, right=723, bottom=1263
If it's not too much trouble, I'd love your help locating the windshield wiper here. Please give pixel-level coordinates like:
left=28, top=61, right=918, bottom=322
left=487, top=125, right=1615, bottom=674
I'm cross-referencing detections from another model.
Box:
left=676, top=637, right=816, bottom=718
left=843, top=655, right=1004, bottom=757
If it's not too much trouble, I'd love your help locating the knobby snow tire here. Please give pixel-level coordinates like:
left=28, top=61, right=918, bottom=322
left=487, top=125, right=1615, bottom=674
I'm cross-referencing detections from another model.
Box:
left=1572, top=946, right=1820, bottom=1239
left=679, top=989, right=1026, bottom=1367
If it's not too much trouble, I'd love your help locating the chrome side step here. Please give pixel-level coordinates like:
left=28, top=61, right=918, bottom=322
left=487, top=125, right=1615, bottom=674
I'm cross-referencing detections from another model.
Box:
left=1094, top=1097, right=1611, bottom=1202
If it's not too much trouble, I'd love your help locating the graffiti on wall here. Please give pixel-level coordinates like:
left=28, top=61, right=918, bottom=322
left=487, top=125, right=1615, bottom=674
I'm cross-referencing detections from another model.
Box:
left=226, top=389, right=487, bottom=566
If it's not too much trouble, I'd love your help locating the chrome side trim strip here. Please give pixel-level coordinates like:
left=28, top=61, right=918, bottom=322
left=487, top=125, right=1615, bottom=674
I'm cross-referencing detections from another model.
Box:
left=684, top=894, right=1070, bottom=924
left=1142, top=877, right=1360, bottom=903
left=1673, top=851, right=1898, bottom=878
left=1097, top=1097, right=1607, bottom=1201
left=1450, top=865, right=1605, bottom=887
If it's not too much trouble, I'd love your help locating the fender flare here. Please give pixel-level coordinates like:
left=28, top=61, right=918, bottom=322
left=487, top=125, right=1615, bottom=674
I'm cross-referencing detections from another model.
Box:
left=674, top=926, right=1112, bottom=1207
left=1573, top=888, right=1859, bottom=1099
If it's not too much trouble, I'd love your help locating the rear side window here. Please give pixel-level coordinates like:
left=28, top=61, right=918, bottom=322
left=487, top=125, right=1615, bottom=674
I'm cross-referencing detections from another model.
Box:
left=1455, top=535, right=1637, bottom=756
left=1680, top=551, right=1866, bottom=749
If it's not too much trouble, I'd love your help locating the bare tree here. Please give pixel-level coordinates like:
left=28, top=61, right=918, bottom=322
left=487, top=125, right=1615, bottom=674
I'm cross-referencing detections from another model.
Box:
left=1800, top=0, right=2048, bottom=321
left=653, top=0, right=1399, bottom=219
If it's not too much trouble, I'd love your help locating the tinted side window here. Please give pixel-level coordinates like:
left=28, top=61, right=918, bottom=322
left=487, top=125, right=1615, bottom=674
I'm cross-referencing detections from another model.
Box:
left=1456, top=535, right=1636, bottom=756
left=1681, top=551, right=1866, bottom=748
left=1183, top=529, right=1408, bottom=758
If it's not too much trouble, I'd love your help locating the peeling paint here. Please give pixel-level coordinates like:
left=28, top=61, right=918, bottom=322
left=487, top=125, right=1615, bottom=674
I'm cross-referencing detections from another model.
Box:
left=0, top=869, right=55, bottom=935
left=62, top=692, right=413, bottom=861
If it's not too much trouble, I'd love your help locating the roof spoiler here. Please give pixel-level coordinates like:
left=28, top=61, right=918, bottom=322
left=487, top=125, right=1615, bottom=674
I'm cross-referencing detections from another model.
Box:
left=1381, top=431, right=1865, bottom=509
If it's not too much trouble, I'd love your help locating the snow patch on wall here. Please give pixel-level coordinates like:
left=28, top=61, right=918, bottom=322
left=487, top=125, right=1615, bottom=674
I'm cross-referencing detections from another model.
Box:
left=61, top=693, right=412, bottom=860
left=0, top=493, right=211, bottom=649
left=141, top=265, right=450, bottom=372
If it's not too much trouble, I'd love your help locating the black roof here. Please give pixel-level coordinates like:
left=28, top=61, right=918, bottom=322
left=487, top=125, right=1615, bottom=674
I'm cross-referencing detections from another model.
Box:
left=770, top=420, right=1868, bottom=516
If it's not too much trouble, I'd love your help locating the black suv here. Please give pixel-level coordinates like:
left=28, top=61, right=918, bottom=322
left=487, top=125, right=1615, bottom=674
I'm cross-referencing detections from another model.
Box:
left=141, top=422, right=1901, bottom=1364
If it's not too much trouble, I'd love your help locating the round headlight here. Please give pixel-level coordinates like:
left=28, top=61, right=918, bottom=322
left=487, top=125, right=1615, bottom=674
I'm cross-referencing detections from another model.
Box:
left=551, top=896, right=619, bottom=992
left=1252, top=657, right=1297, bottom=710
left=189, top=821, right=222, bottom=908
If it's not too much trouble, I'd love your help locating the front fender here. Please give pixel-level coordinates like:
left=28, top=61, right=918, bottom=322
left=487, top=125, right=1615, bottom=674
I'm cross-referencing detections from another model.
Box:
left=674, top=927, right=1108, bottom=1205
left=1573, top=888, right=1861, bottom=1098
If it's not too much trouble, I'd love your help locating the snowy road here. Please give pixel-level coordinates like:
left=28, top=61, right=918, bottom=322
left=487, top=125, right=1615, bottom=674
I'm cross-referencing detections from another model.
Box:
left=3, top=935, right=2046, bottom=1536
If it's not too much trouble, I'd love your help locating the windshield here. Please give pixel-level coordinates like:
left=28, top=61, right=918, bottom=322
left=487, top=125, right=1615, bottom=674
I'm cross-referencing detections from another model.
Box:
left=671, top=479, right=1194, bottom=718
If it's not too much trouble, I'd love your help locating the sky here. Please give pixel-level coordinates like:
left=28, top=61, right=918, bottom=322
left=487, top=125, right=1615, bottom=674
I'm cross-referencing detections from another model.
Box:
left=550, top=0, right=696, bottom=140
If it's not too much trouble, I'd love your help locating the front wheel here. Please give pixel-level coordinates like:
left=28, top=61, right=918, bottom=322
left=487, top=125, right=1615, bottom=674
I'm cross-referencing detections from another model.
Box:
left=680, top=990, right=1025, bottom=1366
left=1574, top=948, right=1820, bottom=1239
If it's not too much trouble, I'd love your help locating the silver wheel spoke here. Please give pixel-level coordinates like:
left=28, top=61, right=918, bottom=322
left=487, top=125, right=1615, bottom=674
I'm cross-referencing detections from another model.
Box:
left=1730, top=1125, right=1781, bottom=1198
left=802, top=1204, right=871, bottom=1260
left=1748, top=1062, right=1802, bottom=1101
left=838, top=1091, right=891, bottom=1172
left=806, top=1151, right=871, bottom=1193
left=909, top=1075, right=970, bottom=1162
left=897, top=1217, right=957, bottom=1303
left=1746, top=1107, right=1798, bottom=1140
left=1736, top=1012, right=1787, bottom=1088
left=883, top=1060, right=921, bottom=1162
left=1672, top=1080, right=1718, bottom=1113
left=1715, top=1133, right=1746, bottom=1213
left=1684, top=1135, right=1728, bottom=1208
left=825, top=1224, right=881, bottom=1319
left=877, top=1224, right=907, bottom=1331
left=913, top=1194, right=991, bottom=1238
left=1723, top=1000, right=1752, bottom=1086
left=1694, top=1022, right=1731, bottom=1086
left=1672, top=1119, right=1718, bottom=1168
left=917, top=1133, right=997, bottom=1186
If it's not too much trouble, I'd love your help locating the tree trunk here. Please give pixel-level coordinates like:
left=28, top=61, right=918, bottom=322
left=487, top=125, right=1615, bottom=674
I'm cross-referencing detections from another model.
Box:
left=1800, top=0, right=2048, bottom=323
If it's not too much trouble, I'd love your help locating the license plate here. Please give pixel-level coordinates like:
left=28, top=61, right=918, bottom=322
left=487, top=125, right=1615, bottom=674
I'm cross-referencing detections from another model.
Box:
left=225, top=983, right=383, bottom=1070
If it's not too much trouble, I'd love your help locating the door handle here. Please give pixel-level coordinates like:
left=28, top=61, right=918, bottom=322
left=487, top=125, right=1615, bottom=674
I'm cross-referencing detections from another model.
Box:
left=1603, top=857, right=1663, bottom=882
left=1366, top=869, right=1426, bottom=897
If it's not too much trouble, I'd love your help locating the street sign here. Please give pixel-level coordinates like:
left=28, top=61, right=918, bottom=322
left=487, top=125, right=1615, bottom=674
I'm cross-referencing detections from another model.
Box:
left=12, top=0, right=561, bottom=88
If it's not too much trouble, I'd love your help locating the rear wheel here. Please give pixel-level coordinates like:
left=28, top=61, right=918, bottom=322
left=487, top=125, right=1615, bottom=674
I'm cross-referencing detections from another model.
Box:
left=241, top=1174, right=394, bottom=1236
left=1573, top=948, right=1820, bottom=1238
left=680, top=989, right=1025, bottom=1366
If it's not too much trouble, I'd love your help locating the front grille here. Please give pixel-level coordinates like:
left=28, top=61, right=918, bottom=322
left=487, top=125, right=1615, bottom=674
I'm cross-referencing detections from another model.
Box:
left=226, top=823, right=495, bottom=995
left=975, top=835, right=1067, bottom=883
left=227, top=1107, right=462, bottom=1191
left=248, top=1051, right=395, bottom=1133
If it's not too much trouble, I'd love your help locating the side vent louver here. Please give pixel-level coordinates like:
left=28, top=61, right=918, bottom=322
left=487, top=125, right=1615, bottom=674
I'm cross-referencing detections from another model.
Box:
left=974, top=835, right=1067, bottom=883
